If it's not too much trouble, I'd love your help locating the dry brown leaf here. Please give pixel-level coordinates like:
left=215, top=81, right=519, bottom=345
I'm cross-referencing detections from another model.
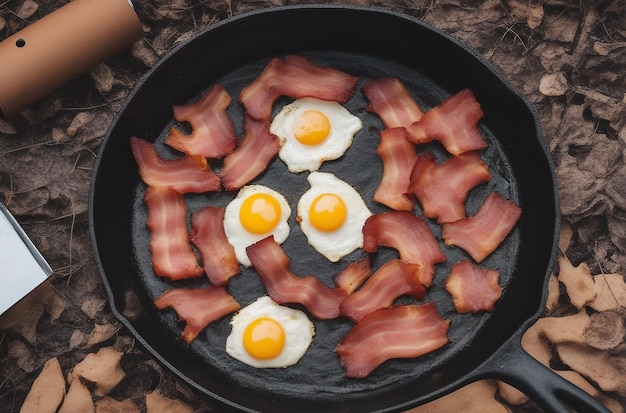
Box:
left=557, top=370, right=623, bottom=413
left=541, top=310, right=590, bottom=345
left=0, top=118, right=17, bottom=135
left=95, top=397, right=141, bottom=413
left=58, top=378, right=94, bottom=413
left=556, top=342, right=626, bottom=395
left=69, top=347, right=125, bottom=397
left=404, top=380, right=510, bottom=412
left=558, top=256, right=597, bottom=310
left=526, top=1, right=544, bottom=29
left=20, top=358, right=65, bottom=413
left=539, top=72, right=568, bottom=96
left=0, top=281, right=52, bottom=344
left=583, top=311, right=626, bottom=351
left=86, top=323, right=120, bottom=347
left=545, top=273, right=560, bottom=315
left=496, top=380, right=529, bottom=406
left=16, top=0, right=39, bottom=19
left=145, top=390, right=194, bottom=413
left=90, top=64, right=115, bottom=94
left=558, top=222, right=573, bottom=253
left=589, top=273, right=626, bottom=312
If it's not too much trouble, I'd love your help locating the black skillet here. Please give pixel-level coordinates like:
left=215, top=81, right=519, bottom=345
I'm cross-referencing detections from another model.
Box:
left=88, top=5, right=611, bottom=413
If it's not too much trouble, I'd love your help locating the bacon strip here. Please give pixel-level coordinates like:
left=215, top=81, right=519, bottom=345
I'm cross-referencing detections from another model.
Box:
left=339, top=259, right=425, bottom=323
left=154, top=286, right=241, bottom=344
left=408, top=151, right=491, bottom=223
left=373, top=127, right=418, bottom=211
left=219, top=115, right=280, bottom=191
left=363, top=77, right=423, bottom=128
left=406, top=89, right=487, bottom=156
left=145, top=186, right=203, bottom=280
left=362, top=211, right=445, bottom=286
left=445, top=260, right=502, bottom=313
left=441, top=192, right=522, bottom=263
left=246, top=236, right=348, bottom=319
left=335, top=302, right=450, bottom=378
left=130, top=137, right=221, bottom=194
left=164, top=84, right=238, bottom=160
left=240, top=55, right=359, bottom=121
left=334, top=257, right=372, bottom=295
left=189, top=206, right=240, bottom=286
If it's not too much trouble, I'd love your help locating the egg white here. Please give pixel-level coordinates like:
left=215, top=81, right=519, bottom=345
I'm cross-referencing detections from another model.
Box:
left=297, top=172, right=372, bottom=262
left=270, top=97, right=362, bottom=173
left=223, top=185, right=291, bottom=267
left=225, top=296, right=315, bottom=368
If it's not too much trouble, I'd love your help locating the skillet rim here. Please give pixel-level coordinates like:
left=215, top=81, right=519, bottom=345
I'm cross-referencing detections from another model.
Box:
left=88, top=4, right=560, bottom=412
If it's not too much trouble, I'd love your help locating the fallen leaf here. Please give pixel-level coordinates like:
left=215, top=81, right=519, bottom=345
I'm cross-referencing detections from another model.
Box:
left=90, top=64, right=115, bottom=94
left=545, top=273, right=560, bottom=315
left=58, top=378, right=94, bottom=413
left=589, top=273, right=626, bottom=312
left=539, top=71, right=568, bottom=96
left=583, top=311, right=625, bottom=350
left=69, top=347, right=125, bottom=397
left=16, top=0, right=39, bottom=19
left=558, top=255, right=597, bottom=310
left=20, top=358, right=65, bottom=413
left=556, top=342, right=626, bottom=395
left=496, top=380, right=528, bottom=406
left=527, top=1, right=544, bottom=29
left=145, top=390, right=194, bottom=413
left=0, top=281, right=52, bottom=344
left=86, top=323, right=120, bottom=347
left=95, top=397, right=141, bottom=413
left=405, top=380, right=510, bottom=412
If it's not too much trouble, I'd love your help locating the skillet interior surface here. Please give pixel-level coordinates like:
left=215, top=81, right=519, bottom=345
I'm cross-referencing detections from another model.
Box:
left=89, top=6, right=558, bottom=412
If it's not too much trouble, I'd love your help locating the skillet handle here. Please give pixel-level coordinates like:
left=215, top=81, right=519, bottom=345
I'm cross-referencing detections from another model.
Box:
left=475, top=334, right=611, bottom=413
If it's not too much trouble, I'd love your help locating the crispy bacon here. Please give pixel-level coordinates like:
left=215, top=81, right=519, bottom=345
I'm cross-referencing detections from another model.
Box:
left=334, top=257, right=372, bottom=295
left=189, top=206, right=240, bottom=286
left=406, top=89, right=487, bottom=156
left=154, top=286, right=241, bottom=344
left=219, top=115, right=280, bottom=191
left=240, top=55, right=359, bottom=121
left=246, top=236, right=348, bottom=319
left=164, top=84, right=238, bottom=160
left=145, top=186, right=203, bottom=280
left=373, top=127, right=418, bottom=211
left=445, top=260, right=502, bottom=313
left=335, top=302, right=450, bottom=378
left=339, top=259, right=425, bottom=323
left=363, top=77, right=423, bottom=128
left=362, top=211, right=445, bottom=286
left=408, top=151, right=491, bottom=223
left=130, top=137, right=221, bottom=194
left=441, top=192, right=522, bottom=263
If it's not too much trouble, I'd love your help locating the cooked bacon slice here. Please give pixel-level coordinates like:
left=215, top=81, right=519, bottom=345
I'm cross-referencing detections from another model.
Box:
left=406, top=89, right=487, bottom=156
left=334, top=257, right=371, bottom=295
left=130, top=137, right=221, bottom=194
left=164, top=84, right=238, bottom=160
left=335, top=302, right=450, bottom=378
left=189, top=206, right=240, bottom=286
left=373, top=127, right=418, bottom=211
left=362, top=211, right=445, bottom=286
left=240, top=55, right=359, bottom=121
left=246, top=236, right=348, bottom=319
left=339, top=259, right=425, bottom=323
left=219, top=115, right=280, bottom=191
left=445, top=260, right=502, bottom=313
left=408, top=151, right=491, bottom=223
left=441, top=192, right=522, bottom=263
left=154, top=286, right=241, bottom=344
left=363, top=78, right=423, bottom=128
left=145, top=186, right=203, bottom=280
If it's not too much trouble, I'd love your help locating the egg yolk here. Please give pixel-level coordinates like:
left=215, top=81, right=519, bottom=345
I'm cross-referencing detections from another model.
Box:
left=309, top=193, right=347, bottom=232
left=240, top=193, right=281, bottom=234
left=243, top=317, right=285, bottom=360
left=293, top=110, right=331, bottom=145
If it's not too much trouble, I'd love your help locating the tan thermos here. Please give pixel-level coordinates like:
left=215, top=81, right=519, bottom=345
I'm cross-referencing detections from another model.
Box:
left=0, top=0, right=144, bottom=119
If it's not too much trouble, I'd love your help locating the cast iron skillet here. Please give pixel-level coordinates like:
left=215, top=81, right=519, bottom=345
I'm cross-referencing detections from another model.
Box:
left=89, top=5, right=611, bottom=413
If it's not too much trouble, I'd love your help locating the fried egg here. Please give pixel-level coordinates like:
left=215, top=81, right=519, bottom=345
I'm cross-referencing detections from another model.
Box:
left=224, top=185, right=291, bottom=267
left=270, top=97, right=362, bottom=173
left=225, top=296, right=315, bottom=368
left=297, top=172, right=372, bottom=262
